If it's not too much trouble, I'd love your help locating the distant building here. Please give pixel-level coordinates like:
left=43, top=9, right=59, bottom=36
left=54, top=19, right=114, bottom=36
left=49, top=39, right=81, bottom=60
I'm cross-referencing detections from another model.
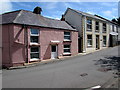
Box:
left=95, top=15, right=119, bottom=47
left=1, top=9, right=78, bottom=67
left=63, top=8, right=120, bottom=53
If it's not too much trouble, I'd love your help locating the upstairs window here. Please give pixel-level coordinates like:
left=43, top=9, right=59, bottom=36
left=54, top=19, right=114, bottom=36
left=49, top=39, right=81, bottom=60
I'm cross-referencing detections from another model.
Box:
left=95, top=21, right=99, bottom=32
left=112, top=25, right=114, bottom=32
left=116, top=26, right=118, bottom=33
left=87, top=19, right=92, bottom=31
left=64, top=32, right=71, bottom=41
left=30, top=29, right=39, bottom=43
left=103, top=23, right=106, bottom=33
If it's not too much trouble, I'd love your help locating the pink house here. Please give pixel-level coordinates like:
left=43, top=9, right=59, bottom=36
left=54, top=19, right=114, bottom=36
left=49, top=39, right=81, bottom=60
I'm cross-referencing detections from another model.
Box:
left=1, top=10, right=78, bottom=68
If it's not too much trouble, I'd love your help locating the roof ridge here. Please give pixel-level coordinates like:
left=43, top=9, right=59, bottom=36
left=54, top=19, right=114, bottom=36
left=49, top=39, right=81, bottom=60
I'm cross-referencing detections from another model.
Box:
left=68, top=8, right=94, bottom=17
left=42, top=16, right=61, bottom=21
left=1, top=9, right=23, bottom=15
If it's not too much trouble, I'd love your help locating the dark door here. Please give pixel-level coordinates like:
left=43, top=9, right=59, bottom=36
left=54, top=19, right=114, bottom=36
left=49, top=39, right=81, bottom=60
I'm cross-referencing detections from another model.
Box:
left=96, top=35, right=99, bottom=49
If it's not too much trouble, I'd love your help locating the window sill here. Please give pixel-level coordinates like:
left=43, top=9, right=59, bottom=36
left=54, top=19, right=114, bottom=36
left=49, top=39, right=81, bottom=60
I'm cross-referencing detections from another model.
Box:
left=63, top=40, right=72, bottom=42
left=102, top=32, right=106, bottom=33
left=30, top=58, right=40, bottom=61
left=87, top=29, right=92, bottom=31
left=63, top=53, right=71, bottom=55
left=95, top=31, right=99, bottom=33
left=30, top=43, right=40, bottom=46
left=87, top=46, right=92, bottom=48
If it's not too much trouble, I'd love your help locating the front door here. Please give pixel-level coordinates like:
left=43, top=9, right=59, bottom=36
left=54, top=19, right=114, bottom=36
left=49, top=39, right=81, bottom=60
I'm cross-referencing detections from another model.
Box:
left=96, top=35, right=99, bottom=49
left=51, top=45, right=58, bottom=59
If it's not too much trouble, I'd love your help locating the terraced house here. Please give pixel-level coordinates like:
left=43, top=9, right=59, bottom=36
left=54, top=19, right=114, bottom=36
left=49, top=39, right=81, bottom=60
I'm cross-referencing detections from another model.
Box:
left=1, top=9, right=78, bottom=67
left=62, top=8, right=119, bottom=53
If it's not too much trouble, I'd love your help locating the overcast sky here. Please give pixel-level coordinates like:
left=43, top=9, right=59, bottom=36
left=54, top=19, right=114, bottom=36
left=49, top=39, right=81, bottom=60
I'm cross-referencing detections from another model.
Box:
left=0, top=1, right=119, bottom=20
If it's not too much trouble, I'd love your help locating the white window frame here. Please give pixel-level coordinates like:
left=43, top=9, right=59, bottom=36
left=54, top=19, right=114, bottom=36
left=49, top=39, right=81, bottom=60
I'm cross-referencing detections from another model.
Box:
left=30, top=29, right=39, bottom=44
left=30, top=47, right=39, bottom=60
left=87, top=19, right=92, bottom=31
left=95, top=21, right=99, bottom=32
left=64, top=31, right=71, bottom=41
left=87, top=35, right=92, bottom=47
left=63, top=44, right=71, bottom=54
left=103, top=23, right=107, bottom=33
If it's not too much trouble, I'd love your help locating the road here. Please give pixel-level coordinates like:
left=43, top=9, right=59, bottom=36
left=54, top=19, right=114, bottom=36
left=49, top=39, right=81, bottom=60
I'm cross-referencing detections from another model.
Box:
left=2, top=46, right=120, bottom=88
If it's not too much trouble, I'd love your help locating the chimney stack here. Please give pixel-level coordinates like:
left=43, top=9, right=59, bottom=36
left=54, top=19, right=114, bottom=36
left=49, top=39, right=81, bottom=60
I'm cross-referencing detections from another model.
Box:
left=33, top=6, right=42, bottom=15
left=61, top=15, right=65, bottom=21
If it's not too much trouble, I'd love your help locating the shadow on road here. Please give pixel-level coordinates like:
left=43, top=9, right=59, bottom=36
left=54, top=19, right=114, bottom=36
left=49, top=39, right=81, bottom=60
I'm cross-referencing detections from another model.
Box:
left=94, top=56, right=120, bottom=72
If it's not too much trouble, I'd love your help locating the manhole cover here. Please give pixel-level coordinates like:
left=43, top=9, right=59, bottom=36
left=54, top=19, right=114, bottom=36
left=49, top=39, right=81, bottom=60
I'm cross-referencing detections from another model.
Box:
left=80, top=73, right=88, bottom=77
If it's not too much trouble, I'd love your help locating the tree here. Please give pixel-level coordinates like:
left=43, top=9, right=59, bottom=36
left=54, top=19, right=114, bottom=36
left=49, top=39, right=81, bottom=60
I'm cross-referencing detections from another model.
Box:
left=33, top=6, right=42, bottom=14
left=112, top=17, right=120, bottom=25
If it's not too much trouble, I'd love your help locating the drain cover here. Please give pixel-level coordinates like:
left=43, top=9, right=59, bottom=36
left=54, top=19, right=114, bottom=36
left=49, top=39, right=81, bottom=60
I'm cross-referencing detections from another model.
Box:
left=80, top=73, right=88, bottom=77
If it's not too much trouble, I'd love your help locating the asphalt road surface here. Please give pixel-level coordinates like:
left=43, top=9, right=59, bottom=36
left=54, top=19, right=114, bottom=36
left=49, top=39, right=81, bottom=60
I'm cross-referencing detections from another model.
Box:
left=2, top=46, right=120, bottom=88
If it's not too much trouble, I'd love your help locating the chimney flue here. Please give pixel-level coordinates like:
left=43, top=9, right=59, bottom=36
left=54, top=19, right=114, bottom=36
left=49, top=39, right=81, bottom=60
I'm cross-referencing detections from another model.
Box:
left=61, top=15, right=65, bottom=21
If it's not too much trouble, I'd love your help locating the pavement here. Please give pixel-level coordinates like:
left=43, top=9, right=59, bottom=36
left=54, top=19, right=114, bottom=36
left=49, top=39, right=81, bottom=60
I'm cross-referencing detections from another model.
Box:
left=2, top=46, right=120, bottom=88
left=7, top=47, right=107, bottom=70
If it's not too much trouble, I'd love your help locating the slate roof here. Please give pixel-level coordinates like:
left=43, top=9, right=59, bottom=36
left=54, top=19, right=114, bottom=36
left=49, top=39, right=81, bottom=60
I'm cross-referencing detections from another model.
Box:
left=1, top=10, right=76, bottom=31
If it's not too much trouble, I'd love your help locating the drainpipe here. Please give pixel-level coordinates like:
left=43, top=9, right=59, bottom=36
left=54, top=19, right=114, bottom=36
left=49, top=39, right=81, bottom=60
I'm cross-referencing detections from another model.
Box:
left=82, top=15, right=86, bottom=53
left=23, top=24, right=28, bottom=63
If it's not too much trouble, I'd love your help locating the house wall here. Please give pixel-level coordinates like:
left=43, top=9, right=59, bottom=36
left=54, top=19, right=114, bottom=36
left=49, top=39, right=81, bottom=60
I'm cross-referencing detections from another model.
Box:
left=27, top=26, right=78, bottom=61
left=2, top=24, right=13, bottom=67
left=64, top=10, right=110, bottom=53
left=64, top=9, right=84, bottom=52
left=2, top=24, right=26, bottom=67
left=64, top=9, right=82, bottom=37
left=2, top=24, right=78, bottom=67
left=85, top=19, right=110, bottom=52
left=12, top=25, right=26, bottom=66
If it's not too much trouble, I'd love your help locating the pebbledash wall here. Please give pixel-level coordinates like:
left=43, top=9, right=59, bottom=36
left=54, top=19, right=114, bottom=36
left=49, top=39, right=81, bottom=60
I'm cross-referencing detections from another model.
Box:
left=2, top=24, right=78, bottom=67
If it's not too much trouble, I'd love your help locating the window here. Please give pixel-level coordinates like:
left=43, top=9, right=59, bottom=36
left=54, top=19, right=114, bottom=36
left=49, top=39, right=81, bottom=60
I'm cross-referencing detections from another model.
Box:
left=116, top=26, right=118, bottom=33
left=64, top=32, right=71, bottom=41
left=30, top=29, right=39, bottom=43
left=95, top=21, right=99, bottom=32
left=30, top=47, right=39, bottom=59
left=87, top=19, right=92, bottom=31
left=103, top=36, right=106, bottom=47
left=87, top=35, right=92, bottom=47
left=64, top=45, right=71, bottom=53
left=103, top=23, right=106, bottom=33
left=112, top=25, right=114, bottom=32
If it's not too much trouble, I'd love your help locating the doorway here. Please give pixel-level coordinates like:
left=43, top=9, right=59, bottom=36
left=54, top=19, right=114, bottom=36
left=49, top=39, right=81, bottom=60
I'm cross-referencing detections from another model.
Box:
left=51, top=45, right=58, bottom=59
left=96, top=35, right=100, bottom=49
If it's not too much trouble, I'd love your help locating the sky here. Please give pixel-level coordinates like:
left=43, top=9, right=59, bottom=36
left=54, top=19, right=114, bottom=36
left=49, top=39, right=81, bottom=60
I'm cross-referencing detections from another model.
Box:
left=0, top=1, right=119, bottom=20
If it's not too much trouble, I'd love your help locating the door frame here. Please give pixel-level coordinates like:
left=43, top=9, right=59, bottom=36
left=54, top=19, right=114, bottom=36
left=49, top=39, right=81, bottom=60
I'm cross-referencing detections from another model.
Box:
left=51, top=45, right=58, bottom=59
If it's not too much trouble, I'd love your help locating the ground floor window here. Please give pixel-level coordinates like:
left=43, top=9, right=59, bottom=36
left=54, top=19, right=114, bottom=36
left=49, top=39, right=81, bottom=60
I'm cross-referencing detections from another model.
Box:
left=103, top=36, right=106, bottom=47
left=64, top=45, right=71, bottom=53
left=87, top=35, right=92, bottom=47
left=30, top=47, right=39, bottom=59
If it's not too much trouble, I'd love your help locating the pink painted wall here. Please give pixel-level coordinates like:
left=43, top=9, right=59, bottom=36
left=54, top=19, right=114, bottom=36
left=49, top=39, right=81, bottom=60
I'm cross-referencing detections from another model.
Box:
left=2, top=24, right=78, bottom=67
left=2, top=24, right=13, bottom=67
left=27, top=26, right=78, bottom=61
left=12, top=25, right=25, bottom=64
left=40, top=28, right=64, bottom=60
left=2, top=24, right=25, bottom=67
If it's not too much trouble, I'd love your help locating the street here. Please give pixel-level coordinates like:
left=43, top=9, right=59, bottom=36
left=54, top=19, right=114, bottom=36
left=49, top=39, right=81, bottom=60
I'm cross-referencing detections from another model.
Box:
left=2, top=46, right=120, bottom=88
